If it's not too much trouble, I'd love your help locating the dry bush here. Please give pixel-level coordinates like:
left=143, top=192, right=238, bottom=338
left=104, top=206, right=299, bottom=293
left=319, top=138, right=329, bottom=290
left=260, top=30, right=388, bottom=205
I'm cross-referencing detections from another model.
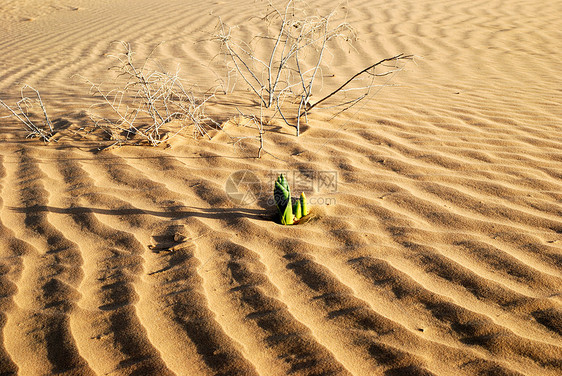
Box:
left=1, top=2, right=413, bottom=156
left=82, top=41, right=218, bottom=147
left=213, top=0, right=413, bottom=137
left=0, top=85, right=54, bottom=142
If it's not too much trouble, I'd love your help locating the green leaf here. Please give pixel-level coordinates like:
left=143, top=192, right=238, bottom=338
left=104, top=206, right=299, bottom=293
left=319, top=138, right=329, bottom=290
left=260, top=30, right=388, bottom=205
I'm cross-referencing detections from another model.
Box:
left=294, top=198, right=302, bottom=220
left=274, top=181, right=289, bottom=214
left=279, top=174, right=290, bottom=192
left=300, top=192, right=308, bottom=216
left=281, top=197, right=293, bottom=225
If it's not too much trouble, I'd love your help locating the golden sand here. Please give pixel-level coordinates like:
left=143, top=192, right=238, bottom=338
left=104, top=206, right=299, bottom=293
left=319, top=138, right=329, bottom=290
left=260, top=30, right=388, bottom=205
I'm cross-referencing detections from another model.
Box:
left=0, top=0, right=560, bottom=375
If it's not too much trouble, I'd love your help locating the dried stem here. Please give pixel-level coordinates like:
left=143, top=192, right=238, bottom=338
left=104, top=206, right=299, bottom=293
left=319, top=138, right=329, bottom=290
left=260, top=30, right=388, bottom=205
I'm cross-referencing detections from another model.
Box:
left=299, top=53, right=413, bottom=117
left=213, top=0, right=410, bottom=138
left=0, top=85, right=54, bottom=142
left=81, top=41, right=217, bottom=146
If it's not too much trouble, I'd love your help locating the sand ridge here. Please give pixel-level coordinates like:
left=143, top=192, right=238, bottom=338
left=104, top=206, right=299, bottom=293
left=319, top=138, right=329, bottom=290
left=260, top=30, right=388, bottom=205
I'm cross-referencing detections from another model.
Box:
left=0, top=0, right=561, bottom=375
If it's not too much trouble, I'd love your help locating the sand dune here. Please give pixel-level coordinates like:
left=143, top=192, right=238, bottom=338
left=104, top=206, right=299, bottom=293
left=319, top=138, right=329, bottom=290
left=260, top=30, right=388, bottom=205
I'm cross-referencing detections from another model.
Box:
left=0, top=0, right=561, bottom=375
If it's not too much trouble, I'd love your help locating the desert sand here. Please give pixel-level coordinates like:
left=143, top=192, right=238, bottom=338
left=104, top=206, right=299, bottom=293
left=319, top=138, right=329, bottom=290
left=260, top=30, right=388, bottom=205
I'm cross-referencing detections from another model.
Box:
left=0, top=0, right=561, bottom=375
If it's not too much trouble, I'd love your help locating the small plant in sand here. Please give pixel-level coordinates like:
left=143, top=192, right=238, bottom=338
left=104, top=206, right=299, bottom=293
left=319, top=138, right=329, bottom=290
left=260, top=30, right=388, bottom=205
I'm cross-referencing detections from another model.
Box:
left=213, top=0, right=413, bottom=137
left=274, top=174, right=309, bottom=225
left=0, top=85, right=54, bottom=142
left=82, top=41, right=217, bottom=147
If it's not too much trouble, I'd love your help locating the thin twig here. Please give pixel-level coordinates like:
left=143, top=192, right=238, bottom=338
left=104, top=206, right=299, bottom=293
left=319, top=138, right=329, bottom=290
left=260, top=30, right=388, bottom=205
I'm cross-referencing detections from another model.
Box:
left=79, top=41, right=215, bottom=147
left=299, top=53, right=413, bottom=117
left=0, top=85, right=54, bottom=142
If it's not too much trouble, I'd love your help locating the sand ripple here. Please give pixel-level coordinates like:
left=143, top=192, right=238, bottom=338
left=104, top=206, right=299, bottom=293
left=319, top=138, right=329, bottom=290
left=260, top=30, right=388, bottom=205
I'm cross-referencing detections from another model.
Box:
left=0, top=0, right=561, bottom=375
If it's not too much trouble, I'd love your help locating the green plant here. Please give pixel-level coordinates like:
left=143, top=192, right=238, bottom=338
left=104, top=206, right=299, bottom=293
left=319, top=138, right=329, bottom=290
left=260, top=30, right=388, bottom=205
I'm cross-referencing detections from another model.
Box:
left=274, top=174, right=309, bottom=225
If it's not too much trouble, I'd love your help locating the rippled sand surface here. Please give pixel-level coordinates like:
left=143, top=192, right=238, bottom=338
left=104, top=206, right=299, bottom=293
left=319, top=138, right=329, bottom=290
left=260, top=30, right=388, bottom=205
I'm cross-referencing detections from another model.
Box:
left=0, top=0, right=561, bottom=375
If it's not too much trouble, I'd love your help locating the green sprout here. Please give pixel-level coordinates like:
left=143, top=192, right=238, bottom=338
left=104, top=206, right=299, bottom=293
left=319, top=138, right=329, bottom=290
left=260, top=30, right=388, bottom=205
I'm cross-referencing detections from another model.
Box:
left=274, top=174, right=309, bottom=225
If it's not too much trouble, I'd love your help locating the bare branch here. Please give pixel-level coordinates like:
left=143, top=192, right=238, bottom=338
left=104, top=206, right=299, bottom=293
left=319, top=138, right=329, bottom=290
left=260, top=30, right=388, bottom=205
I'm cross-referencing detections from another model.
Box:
left=79, top=42, right=216, bottom=147
left=0, top=85, right=54, bottom=142
left=299, top=53, right=413, bottom=117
